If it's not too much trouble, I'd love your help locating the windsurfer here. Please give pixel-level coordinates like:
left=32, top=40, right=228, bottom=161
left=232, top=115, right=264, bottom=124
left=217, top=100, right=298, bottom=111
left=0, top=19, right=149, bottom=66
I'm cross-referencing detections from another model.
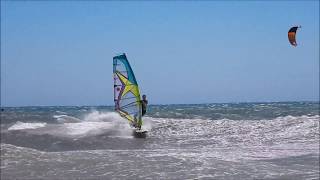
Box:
left=141, top=94, right=148, bottom=116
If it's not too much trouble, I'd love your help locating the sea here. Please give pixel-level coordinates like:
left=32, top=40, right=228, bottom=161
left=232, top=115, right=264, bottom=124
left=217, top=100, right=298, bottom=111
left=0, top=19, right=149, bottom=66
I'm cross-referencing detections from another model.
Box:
left=1, top=102, right=319, bottom=180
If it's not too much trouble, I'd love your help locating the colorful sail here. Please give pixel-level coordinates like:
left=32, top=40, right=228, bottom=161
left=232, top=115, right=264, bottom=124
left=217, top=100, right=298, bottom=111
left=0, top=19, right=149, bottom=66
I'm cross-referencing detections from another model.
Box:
left=288, top=26, right=301, bottom=47
left=113, top=53, right=142, bottom=128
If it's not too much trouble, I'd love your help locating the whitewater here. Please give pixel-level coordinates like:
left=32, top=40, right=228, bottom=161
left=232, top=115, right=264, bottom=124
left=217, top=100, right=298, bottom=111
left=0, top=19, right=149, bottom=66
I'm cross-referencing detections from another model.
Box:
left=1, top=102, right=319, bottom=179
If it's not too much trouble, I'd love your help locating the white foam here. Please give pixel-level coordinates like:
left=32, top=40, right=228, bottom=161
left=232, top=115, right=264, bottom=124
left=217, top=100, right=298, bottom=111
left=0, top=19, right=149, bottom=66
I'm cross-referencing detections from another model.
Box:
left=140, top=117, right=153, bottom=131
left=177, top=115, right=318, bottom=161
left=8, top=121, right=47, bottom=131
left=83, top=111, right=121, bottom=122
left=64, top=122, right=113, bottom=136
left=55, top=111, right=133, bottom=137
left=7, top=111, right=135, bottom=138
left=54, top=115, right=81, bottom=123
left=55, top=111, right=67, bottom=114
left=58, top=111, right=152, bottom=137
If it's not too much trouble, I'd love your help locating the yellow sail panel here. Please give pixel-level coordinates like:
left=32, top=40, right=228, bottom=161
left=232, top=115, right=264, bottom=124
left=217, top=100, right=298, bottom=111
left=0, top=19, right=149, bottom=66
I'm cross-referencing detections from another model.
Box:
left=116, top=72, right=140, bottom=98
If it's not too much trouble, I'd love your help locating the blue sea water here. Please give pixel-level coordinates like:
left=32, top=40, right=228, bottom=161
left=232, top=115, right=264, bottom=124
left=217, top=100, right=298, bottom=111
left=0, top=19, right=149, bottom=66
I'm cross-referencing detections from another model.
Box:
left=1, top=102, right=319, bottom=179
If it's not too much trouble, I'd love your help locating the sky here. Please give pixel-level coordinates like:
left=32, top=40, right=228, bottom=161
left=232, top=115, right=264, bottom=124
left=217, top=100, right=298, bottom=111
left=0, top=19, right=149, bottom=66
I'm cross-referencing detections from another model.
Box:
left=1, top=1, right=319, bottom=106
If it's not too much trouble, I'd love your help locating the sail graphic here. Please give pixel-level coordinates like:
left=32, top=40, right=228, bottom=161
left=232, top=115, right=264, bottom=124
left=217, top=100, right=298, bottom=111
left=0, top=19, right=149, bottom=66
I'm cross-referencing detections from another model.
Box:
left=113, top=53, right=142, bottom=128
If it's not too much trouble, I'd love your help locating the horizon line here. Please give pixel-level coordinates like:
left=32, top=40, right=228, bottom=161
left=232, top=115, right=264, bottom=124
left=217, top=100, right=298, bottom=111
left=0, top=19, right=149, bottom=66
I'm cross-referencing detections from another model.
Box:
left=1, top=100, right=319, bottom=108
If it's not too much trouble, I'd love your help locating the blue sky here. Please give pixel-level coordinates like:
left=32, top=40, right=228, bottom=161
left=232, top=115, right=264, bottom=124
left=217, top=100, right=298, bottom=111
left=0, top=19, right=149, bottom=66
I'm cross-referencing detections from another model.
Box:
left=1, top=1, right=319, bottom=106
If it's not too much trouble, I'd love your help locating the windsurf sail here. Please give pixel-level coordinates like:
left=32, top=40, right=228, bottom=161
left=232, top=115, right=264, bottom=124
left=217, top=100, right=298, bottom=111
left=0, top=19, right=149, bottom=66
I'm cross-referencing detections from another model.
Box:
left=113, top=53, right=142, bottom=129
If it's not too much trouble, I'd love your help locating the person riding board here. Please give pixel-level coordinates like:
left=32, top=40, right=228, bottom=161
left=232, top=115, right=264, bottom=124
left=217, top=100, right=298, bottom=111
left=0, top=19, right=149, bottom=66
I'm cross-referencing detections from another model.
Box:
left=134, top=95, right=148, bottom=129
left=141, top=94, right=148, bottom=117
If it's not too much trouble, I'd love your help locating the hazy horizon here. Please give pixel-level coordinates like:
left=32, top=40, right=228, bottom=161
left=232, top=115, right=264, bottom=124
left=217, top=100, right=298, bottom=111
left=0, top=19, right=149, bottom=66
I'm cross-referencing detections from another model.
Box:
left=1, top=100, right=319, bottom=108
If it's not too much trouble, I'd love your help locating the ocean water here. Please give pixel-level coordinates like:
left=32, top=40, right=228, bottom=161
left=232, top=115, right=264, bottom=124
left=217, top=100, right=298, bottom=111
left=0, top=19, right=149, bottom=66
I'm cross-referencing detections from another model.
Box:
left=1, top=102, right=319, bottom=179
